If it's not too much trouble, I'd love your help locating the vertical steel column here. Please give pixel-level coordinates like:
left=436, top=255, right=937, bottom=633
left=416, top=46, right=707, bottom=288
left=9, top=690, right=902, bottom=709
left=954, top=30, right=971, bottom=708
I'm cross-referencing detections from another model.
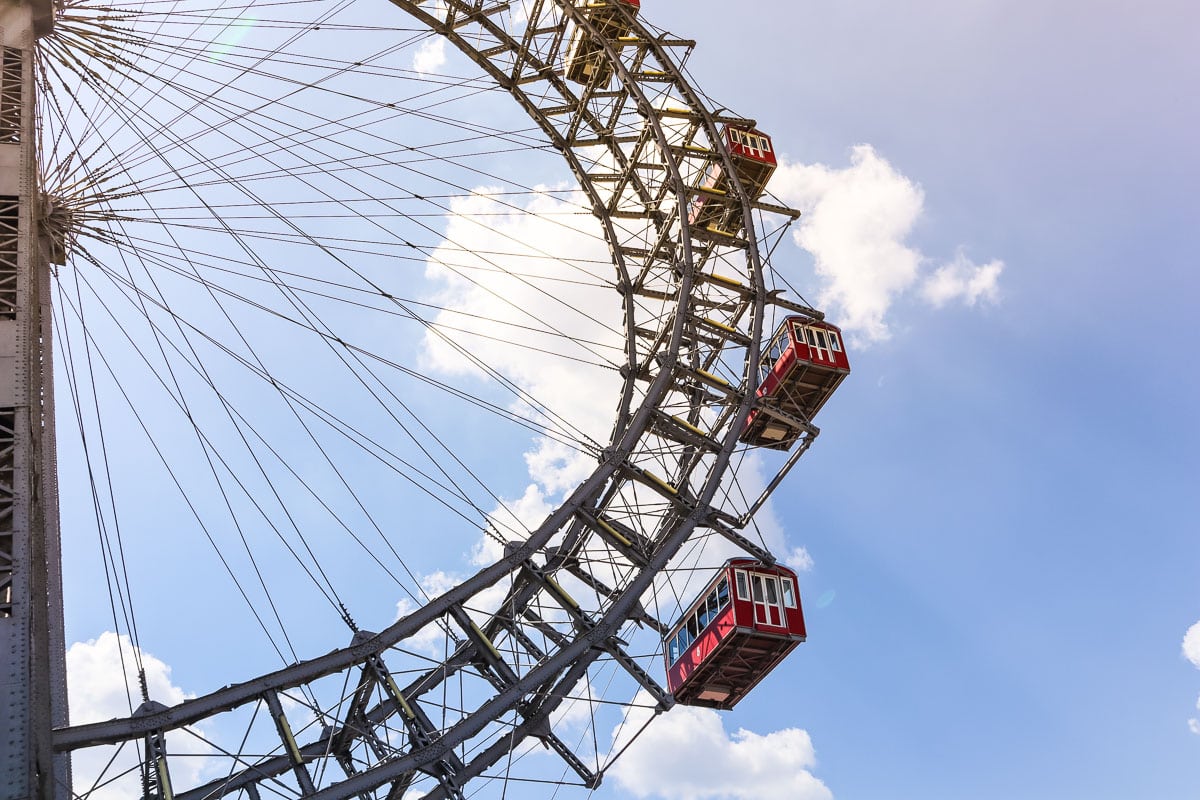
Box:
left=0, top=1, right=65, bottom=798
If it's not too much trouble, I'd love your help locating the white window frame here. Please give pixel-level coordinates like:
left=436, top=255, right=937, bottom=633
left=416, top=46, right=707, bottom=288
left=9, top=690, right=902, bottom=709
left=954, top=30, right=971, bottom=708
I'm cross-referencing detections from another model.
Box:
left=735, top=570, right=749, bottom=601
left=780, top=577, right=797, bottom=609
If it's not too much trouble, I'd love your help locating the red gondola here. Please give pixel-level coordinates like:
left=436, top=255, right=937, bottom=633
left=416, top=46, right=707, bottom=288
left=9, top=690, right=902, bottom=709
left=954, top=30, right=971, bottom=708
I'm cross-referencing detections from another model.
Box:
left=741, top=316, right=850, bottom=449
left=689, top=125, right=777, bottom=239
left=564, top=0, right=640, bottom=87
left=665, top=559, right=806, bottom=709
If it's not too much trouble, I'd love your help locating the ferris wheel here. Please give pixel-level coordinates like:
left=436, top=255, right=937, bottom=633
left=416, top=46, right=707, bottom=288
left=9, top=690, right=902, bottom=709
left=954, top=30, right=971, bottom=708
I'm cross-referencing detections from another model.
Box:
left=24, top=0, right=851, bottom=797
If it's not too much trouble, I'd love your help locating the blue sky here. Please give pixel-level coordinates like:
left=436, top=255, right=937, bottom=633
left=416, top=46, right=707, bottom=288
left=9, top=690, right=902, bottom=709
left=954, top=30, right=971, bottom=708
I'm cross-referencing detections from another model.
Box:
left=48, top=0, right=1198, bottom=798
left=646, top=1, right=1200, bottom=798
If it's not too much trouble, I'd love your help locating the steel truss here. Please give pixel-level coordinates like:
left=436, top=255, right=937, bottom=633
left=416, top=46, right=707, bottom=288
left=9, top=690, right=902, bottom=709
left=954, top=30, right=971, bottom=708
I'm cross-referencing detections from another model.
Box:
left=44, top=1, right=822, bottom=797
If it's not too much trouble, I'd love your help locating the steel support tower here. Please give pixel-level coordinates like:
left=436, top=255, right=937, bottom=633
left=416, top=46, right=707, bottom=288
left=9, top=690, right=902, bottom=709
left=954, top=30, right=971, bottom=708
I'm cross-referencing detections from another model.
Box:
left=0, top=1, right=67, bottom=798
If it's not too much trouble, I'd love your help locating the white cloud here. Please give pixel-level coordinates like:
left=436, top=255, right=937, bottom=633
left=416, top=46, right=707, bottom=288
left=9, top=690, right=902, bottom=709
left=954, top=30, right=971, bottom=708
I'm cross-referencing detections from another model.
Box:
left=610, top=691, right=832, bottom=800
left=771, top=145, right=1003, bottom=342
left=67, top=632, right=217, bottom=800
left=922, top=252, right=1003, bottom=307
left=421, top=569, right=463, bottom=596
left=1183, top=620, right=1200, bottom=668
left=785, top=545, right=815, bottom=572
left=394, top=597, right=453, bottom=655
left=509, top=0, right=534, bottom=26
left=412, top=37, right=446, bottom=74
left=67, top=632, right=184, bottom=723
left=524, top=435, right=598, bottom=497
left=419, top=186, right=620, bottom=467
left=477, top=482, right=555, bottom=564
left=418, top=185, right=624, bottom=583
left=1182, top=622, right=1200, bottom=734
left=772, top=146, right=922, bottom=342
left=552, top=674, right=600, bottom=731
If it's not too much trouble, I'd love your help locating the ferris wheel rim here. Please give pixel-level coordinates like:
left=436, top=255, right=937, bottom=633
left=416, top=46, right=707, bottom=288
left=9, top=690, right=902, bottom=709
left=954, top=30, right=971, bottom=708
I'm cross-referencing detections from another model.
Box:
left=45, top=0, right=797, bottom=795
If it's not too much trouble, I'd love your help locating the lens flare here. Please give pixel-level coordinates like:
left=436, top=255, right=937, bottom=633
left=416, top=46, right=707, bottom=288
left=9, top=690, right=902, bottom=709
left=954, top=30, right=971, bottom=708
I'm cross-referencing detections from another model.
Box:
left=207, top=17, right=257, bottom=62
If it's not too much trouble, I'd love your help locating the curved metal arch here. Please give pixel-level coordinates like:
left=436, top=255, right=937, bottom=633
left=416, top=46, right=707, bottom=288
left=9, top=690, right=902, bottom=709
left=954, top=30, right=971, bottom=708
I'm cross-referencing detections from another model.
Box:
left=49, top=1, right=799, bottom=797
left=387, top=0, right=649, bottom=441
left=558, top=0, right=770, bottom=441
left=393, top=0, right=771, bottom=442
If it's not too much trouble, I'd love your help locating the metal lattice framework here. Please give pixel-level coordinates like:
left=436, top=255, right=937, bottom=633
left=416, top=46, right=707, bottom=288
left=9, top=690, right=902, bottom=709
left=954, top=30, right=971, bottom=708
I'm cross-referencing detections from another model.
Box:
left=37, top=1, right=827, bottom=798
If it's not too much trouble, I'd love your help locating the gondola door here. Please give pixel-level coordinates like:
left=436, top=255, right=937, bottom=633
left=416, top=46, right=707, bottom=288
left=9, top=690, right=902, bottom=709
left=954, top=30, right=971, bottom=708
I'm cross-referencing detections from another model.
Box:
left=795, top=321, right=833, bottom=366
left=751, top=573, right=785, bottom=628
